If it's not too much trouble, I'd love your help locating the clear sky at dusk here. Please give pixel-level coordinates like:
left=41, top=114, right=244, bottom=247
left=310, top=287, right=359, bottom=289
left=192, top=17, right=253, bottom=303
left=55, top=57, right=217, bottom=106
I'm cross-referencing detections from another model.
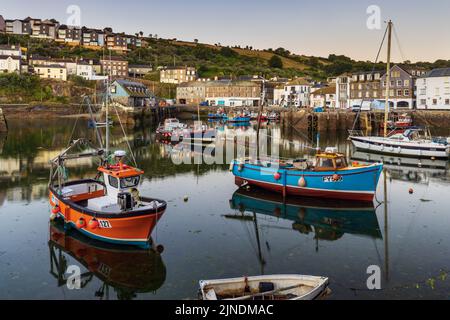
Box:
left=2, top=0, right=450, bottom=62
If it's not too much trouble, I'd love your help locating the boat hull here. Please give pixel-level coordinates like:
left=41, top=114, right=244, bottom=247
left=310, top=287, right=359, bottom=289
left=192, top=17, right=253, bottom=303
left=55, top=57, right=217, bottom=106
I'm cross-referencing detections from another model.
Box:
left=49, top=190, right=166, bottom=249
left=231, top=161, right=383, bottom=202
left=350, top=136, right=450, bottom=159
left=199, top=275, right=329, bottom=301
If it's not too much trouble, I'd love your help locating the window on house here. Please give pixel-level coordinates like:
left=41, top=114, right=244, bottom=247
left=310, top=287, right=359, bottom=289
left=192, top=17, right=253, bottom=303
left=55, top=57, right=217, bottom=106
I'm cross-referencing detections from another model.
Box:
left=420, top=99, right=426, bottom=105
left=433, top=99, right=437, bottom=105
left=404, top=90, right=410, bottom=96
left=397, top=89, right=403, bottom=96
left=446, top=99, right=450, bottom=105
left=404, top=80, right=410, bottom=87
left=397, top=80, right=402, bottom=87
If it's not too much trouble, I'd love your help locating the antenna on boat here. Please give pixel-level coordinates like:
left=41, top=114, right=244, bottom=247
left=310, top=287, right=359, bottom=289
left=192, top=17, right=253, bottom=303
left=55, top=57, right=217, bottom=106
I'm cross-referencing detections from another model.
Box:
left=383, top=20, right=393, bottom=138
left=105, top=49, right=112, bottom=156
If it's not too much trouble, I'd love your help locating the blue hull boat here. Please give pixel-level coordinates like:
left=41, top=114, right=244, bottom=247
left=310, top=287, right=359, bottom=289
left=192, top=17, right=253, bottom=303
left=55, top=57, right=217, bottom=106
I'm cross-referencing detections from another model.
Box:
left=227, top=116, right=251, bottom=123
left=230, top=149, right=383, bottom=202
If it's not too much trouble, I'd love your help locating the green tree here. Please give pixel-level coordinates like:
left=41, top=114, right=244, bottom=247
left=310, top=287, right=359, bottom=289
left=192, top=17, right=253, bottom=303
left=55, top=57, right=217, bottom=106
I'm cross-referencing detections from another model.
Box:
left=268, top=55, right=283, bottom=69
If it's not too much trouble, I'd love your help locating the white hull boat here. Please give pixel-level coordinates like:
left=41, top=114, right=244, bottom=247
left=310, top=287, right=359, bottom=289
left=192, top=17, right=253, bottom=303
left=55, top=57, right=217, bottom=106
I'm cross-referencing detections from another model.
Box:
left=199, top=274, right=329, bottom=301
left=350, top=129, right=450, bottom=159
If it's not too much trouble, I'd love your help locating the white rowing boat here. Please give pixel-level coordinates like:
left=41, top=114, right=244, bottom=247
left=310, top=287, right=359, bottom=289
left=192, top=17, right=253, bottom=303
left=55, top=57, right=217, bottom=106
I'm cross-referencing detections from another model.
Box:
left=199, top=274, right=329, bottom=301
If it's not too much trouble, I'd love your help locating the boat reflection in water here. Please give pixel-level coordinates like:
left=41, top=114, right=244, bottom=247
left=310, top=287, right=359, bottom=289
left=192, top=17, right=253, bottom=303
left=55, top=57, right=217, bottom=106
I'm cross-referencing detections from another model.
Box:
left=229, top=188, right=382, bottom=242
left=48, top=221, right=166, bottom=300
left=352, top=151, right=449, bottom=184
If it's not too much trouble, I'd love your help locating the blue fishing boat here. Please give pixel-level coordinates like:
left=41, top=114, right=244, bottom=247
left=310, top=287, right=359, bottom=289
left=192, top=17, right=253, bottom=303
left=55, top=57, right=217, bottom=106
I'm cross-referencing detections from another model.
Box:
left=227, top=115, right=251, bottom=123
left=230, top=148, right=383, bottom=202
left=208, top=113, right=228, bottom=120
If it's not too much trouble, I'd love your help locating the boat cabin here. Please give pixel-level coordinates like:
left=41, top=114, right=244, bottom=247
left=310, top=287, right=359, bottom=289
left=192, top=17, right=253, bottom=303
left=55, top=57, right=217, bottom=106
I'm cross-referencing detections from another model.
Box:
left=162, top=118, right=185, bottom=131
left=313, top=148, right=348, bottom=171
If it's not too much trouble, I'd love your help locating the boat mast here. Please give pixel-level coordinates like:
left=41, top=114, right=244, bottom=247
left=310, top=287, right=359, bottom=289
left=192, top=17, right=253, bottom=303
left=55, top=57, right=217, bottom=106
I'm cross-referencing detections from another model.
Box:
left=105, top=50, right=112, bottom=155
left=383, top=20, right=393, bottom=138
left=256, top=78, right=266, bottom=157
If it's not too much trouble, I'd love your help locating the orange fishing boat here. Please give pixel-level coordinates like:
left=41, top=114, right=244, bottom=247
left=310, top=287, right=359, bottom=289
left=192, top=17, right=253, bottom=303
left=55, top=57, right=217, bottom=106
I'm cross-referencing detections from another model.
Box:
left=48, top=96, right=167, bottom=249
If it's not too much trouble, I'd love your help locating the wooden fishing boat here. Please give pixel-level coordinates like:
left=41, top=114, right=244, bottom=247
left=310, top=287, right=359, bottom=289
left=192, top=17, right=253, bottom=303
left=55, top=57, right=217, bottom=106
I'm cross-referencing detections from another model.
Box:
left=156, top=118, right=187, bottom=141
left=230, top=148, right=383, bottom=202
left=49, top=95, right=167, bottom=249
left=199, top=275, right=329, bottom=300
left=173, top=124, right=217, bottom=144
left=227, top=112, right=251, bottom=123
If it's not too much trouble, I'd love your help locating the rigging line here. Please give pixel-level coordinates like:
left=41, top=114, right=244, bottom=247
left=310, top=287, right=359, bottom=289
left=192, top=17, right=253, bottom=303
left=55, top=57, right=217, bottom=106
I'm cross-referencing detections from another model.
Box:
left=67, top=100, right=85, bottom=147
left=112, top=103, right=138, bottom=168
left=393, top=24, right=407, bottom=63
left=351, top=23, right=389, bottom=132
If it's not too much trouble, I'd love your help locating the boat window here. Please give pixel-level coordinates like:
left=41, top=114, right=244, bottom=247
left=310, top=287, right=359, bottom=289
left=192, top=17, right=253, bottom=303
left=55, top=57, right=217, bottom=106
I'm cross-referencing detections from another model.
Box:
left=317, top=157, right=334, bottom=169
left=120, top=176, right=140, bottom=188
left=335, top=157, right=347, bottom=169
left=108, top=175, right=119, bottom=189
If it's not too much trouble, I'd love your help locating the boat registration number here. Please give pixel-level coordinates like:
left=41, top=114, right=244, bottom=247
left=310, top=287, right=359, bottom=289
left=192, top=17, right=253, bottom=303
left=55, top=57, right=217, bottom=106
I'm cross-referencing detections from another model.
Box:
left=98, top=220, right=112, bottom=229
left=323, top=176, right=343, bottom=183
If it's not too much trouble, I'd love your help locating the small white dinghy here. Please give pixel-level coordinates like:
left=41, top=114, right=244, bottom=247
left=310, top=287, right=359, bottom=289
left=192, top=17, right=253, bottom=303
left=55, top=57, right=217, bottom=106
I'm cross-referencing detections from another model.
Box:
left=199, top=275, right=329, bottom=301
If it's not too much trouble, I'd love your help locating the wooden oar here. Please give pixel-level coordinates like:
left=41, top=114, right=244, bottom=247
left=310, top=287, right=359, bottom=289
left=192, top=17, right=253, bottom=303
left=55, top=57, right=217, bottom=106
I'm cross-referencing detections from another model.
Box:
left=229, top=283, right=305, bottom=301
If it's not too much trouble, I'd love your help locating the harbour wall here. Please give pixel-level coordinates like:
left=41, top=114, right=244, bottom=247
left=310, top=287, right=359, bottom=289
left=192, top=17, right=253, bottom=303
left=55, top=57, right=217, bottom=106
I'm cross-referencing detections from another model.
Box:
left=0, top=108, right=8, bottom=133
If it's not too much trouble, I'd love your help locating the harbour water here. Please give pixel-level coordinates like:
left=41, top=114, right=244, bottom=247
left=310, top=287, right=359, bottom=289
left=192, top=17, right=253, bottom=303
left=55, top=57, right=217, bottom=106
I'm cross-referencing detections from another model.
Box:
left=0, top=118, right=449, bottom=300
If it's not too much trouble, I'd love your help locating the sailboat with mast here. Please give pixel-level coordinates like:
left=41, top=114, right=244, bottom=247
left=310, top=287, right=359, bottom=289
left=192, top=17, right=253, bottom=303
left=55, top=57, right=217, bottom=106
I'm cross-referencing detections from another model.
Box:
left=349, top=21, right=450, bottom=159
left=48, top=77, right=167, bottom=249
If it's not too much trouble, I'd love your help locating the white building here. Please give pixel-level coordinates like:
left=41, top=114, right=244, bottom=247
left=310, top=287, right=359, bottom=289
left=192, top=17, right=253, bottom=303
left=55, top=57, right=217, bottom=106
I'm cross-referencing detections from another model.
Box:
left=76, top=62, right=107, bottom=81
left=335, top=73, right=352, bottom=109
left=416, top=68, right=450, bottom=110
left=273, top=85, right=285, bottom=106
left=0, top=55, right=21, bottom=73
left=311, top=86, right=336, bottom=109
left=278, top=78, right=311, bottom=107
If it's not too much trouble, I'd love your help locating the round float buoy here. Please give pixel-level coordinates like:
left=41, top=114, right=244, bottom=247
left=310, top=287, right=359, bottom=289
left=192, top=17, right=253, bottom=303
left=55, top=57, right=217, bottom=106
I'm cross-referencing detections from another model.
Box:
left=51, top=206, right=60, bottom=214
left=76, top=217, right=87, bottom=229
left=333, top=174, right=340, bottom=182
left=274, top=172, right=281, bottom=180
left=409, top=188, right=414, bottom=194
left=184, top=196, right=189, bottom=202
left=156, top=244, right=165, bottom=254
left=88, top=218, right=99, bottom=230
left=298, top=177, right=307, bottom=188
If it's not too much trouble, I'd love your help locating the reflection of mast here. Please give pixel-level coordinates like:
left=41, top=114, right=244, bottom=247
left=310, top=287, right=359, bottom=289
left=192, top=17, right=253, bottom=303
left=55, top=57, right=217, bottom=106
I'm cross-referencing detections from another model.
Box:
left=252, top=212, right=265, bottom=275
left=383, top=168, right=389, bottom=282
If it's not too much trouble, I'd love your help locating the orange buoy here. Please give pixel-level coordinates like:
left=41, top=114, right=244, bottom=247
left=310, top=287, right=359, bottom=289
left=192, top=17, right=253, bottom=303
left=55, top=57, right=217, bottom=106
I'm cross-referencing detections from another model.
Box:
left=298, top=177, right=307, bottom=188
left=88, top=218, right=100, bottom=230
left=51, top=206, right=60, bottom=214
left=274, top=172, right=281, bottom=180
left=76, top=217, right=87, bottom=229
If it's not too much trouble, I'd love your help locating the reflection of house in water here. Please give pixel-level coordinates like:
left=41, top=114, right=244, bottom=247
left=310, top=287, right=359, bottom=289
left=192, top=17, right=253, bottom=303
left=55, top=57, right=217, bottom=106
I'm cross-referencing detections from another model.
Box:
left=48, top=221, right=166, bottom=300
left=0, top=149, right=95, bottom=202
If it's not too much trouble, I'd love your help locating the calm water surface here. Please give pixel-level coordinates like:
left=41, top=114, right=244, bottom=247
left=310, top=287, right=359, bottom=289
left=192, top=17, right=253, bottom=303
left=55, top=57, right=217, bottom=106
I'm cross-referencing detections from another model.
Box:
left=0, top=119, right=449, bottom=300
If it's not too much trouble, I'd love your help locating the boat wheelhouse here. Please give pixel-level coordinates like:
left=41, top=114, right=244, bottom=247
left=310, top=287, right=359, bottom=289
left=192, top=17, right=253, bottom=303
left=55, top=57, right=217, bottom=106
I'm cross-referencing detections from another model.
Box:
left=230, top=148, right=383, bottom=202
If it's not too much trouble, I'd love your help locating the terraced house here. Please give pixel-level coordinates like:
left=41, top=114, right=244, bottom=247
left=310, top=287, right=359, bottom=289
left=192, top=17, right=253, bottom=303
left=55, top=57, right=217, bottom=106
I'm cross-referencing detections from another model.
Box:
left=348, top=71, right=384, bottom=108
left=380, top=65, right=427, bottom=109
left=160, top=66, right=197, bottom=84
left=57, top=25, right=82, bottom=44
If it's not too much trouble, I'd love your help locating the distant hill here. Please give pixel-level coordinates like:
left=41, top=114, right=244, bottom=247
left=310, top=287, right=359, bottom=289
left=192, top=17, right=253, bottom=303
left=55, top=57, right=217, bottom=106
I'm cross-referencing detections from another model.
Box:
left=2, top=33, right=450, bottom=81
